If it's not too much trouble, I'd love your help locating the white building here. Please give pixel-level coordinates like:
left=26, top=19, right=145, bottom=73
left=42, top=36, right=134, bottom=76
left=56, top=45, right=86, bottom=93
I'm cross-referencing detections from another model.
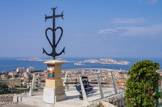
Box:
left=16, top=67, right=25, bottom=73
left=26, top=67, right=35, bottom=73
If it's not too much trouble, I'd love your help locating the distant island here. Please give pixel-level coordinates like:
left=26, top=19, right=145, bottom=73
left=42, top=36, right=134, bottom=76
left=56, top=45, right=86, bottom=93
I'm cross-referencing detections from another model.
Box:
left=17, top=58, right=72, bottom=63
left=17, top=58, right=129, bottom=65
left=74, top=58, right=129, bottom=66
left=74, top=62, right=84, bottom=65
left=17, top=58, right=46, bottom=61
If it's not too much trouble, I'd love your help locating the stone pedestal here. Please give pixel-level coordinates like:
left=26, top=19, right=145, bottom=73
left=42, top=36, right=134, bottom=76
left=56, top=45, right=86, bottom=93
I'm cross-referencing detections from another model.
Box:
left=43, top=87, right=55, bottom=104
left=43, top=60, right=66, bottom=104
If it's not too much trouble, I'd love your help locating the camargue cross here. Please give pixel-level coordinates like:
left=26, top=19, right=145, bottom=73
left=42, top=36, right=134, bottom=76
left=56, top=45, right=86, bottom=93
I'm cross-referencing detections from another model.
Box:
left=43, top=7, right=65, bottom=59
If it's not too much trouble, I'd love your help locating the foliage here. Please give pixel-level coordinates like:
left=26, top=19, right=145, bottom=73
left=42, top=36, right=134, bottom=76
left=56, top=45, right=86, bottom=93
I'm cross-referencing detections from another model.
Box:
left=0, top=83, right=8, bottom=94
left=7, top=75, right=12, bottom=79
left=126, top=60, right=161, bottom=107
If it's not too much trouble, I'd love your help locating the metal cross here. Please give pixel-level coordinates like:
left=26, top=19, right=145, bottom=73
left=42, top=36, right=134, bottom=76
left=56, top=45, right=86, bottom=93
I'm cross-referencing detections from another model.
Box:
left=43, top=7, right=65, bottom=59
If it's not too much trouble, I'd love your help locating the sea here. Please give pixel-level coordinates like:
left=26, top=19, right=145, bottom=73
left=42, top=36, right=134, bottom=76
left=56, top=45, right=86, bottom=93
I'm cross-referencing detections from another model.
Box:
left=0, top=57, right=162, bottom=73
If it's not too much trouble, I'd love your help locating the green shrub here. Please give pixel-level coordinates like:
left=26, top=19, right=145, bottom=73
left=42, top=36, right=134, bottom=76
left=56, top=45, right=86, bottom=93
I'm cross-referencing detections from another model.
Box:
left=126, top=60, right=161, bottom=107
left=0, top=83, right=8, bottom=94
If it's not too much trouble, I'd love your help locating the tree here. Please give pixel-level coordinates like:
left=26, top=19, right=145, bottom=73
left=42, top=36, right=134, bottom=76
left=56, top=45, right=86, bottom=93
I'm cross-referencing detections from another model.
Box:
left=126, top=60, right=161, bottom=107
left=0, top=83, right=8, bottom=94
left=7, top=75, right=12, bottom=79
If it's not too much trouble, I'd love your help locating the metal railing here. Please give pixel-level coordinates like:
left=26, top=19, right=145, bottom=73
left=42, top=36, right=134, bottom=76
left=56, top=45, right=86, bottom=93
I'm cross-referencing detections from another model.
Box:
left=28, top=68, right=127, bottom=105
left=62, top=68, right=127, bottom=103
left=156, top=78, right=162, bottom=106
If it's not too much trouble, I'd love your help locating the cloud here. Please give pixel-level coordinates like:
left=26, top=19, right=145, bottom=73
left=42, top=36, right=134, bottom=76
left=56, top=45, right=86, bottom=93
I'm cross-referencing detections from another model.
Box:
left=99, top=25, right=162, bottom=36
left=139, top=0, right=158, bottom=4
left=98, top=29, right=116, bottom=34
left=111, top=18, right=147, bottom=24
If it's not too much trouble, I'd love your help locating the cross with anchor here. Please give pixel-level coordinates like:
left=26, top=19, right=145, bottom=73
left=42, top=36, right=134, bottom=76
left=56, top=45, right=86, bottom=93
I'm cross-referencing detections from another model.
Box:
left=43, top=7, right=65, bottom=59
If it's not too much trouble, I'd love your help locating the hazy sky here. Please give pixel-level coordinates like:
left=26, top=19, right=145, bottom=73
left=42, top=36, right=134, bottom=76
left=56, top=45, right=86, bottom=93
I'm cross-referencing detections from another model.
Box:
left=0, top=0, right=162, bottom=58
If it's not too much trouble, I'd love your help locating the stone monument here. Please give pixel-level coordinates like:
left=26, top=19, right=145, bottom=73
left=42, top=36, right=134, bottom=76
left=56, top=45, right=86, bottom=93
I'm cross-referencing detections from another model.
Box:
left=43, top=60, right=66, bottom=103
left=42, top=7, right=66, bottom=104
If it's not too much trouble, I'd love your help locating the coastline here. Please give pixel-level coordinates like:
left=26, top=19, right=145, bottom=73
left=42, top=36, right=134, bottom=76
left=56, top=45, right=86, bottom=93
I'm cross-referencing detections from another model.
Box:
left=1, top=57, right=162, bottom=73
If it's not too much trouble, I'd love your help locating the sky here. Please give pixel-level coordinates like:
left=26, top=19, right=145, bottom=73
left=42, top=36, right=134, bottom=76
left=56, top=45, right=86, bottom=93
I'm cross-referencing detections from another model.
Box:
left=0, top=0, right=162, bottom=58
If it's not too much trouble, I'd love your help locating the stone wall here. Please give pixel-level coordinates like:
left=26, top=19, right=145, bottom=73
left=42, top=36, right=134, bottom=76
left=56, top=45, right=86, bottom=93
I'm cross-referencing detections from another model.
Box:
left=0, top=94, right=14, bottom=102
left=83, top=93, right=126, bottom=107
left=0, top=79, right=21, bottom=86
left=100, top=93, right=126, bottom=107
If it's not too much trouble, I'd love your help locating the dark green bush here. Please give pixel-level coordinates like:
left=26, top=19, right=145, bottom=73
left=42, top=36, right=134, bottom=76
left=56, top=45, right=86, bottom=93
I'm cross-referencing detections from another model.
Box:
left=126, top=60, right=161, bottom=107
left=0, top=83, right=8, bottom=94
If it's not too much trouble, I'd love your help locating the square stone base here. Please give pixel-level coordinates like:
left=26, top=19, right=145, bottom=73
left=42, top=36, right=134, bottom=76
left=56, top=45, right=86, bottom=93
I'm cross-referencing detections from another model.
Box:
left=43, top=87, right=55, bottom=104
left=43, top=87, right=66, bottom=104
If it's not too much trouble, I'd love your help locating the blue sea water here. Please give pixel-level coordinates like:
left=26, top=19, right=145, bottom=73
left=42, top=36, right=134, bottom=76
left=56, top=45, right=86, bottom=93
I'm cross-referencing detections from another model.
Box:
left=0, top=57, right=162, bottom=72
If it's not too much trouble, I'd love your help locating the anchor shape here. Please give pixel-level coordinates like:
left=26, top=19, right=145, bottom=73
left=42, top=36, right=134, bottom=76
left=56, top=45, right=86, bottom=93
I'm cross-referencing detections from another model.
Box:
left=43, top=8, right=65, bottom=59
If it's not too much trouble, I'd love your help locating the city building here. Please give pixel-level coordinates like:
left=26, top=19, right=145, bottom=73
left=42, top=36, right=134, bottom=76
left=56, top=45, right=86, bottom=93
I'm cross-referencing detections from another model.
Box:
left=26, top=67, right=35, bottom=73
left=16, top=67, right=25, bottom=73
